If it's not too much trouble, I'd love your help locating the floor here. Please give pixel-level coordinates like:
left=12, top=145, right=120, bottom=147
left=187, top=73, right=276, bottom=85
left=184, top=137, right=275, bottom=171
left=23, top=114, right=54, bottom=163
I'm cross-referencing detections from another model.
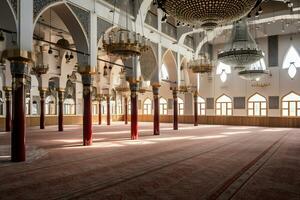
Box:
left=0, top=122, right=299, bottom=200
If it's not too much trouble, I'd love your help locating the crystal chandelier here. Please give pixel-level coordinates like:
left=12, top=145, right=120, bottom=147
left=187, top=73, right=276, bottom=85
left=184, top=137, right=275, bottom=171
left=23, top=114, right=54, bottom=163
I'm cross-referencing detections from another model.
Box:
left=218, top=19, right=264, bottom=69
left=115, top=69, right=130, bottom=94
left=238, top=59, right=269, bottom=81
left=155, top=0, right=258, bottom=29
left=102, top=0, right=150, bottom=58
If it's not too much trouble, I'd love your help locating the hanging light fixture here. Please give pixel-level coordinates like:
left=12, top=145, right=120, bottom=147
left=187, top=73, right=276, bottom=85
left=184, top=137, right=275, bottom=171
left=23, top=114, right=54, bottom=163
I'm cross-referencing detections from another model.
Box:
left=218, top=19, right=264, bottom=70
left=102, top=0, right=151, bottom=58
left=115, top=69, right=130, bottom=93
left=103, top=63, right=108, bottom=77
left=238, top=58, right=269, bottom=81
left=31, top=64, right=49, bottom=77
left=155, top=0, right=259, bottom=29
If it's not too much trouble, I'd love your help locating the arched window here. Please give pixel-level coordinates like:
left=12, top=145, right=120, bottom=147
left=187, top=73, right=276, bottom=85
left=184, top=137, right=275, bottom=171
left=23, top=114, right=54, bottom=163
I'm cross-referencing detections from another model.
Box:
left=101, top=100, right=107, bottom=115
left=159, top=98, right=167, bottom=115
left=117, top=99, right=122, bottom=115
left=216, top=62, right=231, bottom=83
left=283, top=46, right=300, bottom=79
left=45, top=95, right=56, bottom=115
left=92, top=101, right=98, bottom=115
left=178, top=97, right=184, bottom=115
left=197, top=96, right=206, bottom=116
left=25, top=97, right=31, bottom=115
left=161, top=64, right=169, bottom=80
left=248, top=93, right=267, bottom=116
left=128, top=99, right=131, bottom=115
left=110, top=97, right=116, bottom=115
left=282, top=92, right=300, bottom=117
left=143, top=98, right=152, bottom=115
left=64, top=98, right=75, bottom=115
left=32, top=101, right=38, bottom=115
left=216, top=95, right=232, bottom=116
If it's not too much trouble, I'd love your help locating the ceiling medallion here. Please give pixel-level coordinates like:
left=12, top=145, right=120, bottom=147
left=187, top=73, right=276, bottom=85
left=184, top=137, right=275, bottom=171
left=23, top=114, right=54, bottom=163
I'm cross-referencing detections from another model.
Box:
left=218, top=19, right=264, bottom=69
left=156, top=0, right=258, bottom=29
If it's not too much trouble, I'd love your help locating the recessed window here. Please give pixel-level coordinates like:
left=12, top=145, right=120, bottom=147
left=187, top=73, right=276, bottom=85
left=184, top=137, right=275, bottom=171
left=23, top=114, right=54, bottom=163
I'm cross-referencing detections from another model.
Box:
left=45, top=95, right=56, bottom=115
left=92, top=101, right=98, bottom=115
left=283, top=46, right=300, bottom=79
left=248, top=93, right=267, bottom=116
left=64, top=98, right=75, bottom=115
left=159, top=98, right=168, bottom=115
left=178, top=97, right=184, bottom=115
left=197, top=96, right=206, bottom=116
left=143, top=98, right=152, bottom=115
left=282, top=92, right=300, bottom=117
left=216, top=95, right=232, bottom=116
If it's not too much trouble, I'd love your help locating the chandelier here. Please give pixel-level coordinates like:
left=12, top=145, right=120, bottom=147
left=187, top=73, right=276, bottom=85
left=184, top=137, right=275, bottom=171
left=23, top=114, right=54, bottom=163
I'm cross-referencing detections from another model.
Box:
left=238, top=69, right=269, bottom=81
left=218, top=19, right=264, bottom=69
left=115, top=69, right=130, bottom=94
left=31, top=64, right=49, bottom=77
left=189, top=56, right=213, bottom=74
left=138, top=79, right=150, bottom=94
left=102, top=30, right=150, bottom=58
left=156, top=0, right=258, bottom=29
left=238, top=59, right=269, bottom=81
left=102, top=0, right=150, bottom=58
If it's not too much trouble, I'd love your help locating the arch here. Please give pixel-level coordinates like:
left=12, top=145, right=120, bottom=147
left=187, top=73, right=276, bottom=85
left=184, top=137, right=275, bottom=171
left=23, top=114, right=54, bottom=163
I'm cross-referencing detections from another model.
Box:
left=64, top=98, right=75, bottom=115
left=282, top=92, right=300, bottom=117
left=248, top=93, right=267, bottom=116
left=45, top=95, right=57, bottom=115
left=140, top=44, right=158, bottom=81
left=283, top=46, right=300, bottom=79
left=0, top=1, right=17, bottom=32
left=216, top=94, right=232, bottom=116
left=33, top=3, right=89, bottom=65
left=159, top=97, right=167, bottom=115
left=143, top=98, right=152, bottom=115
left=162, top=49, right=177, bottom=82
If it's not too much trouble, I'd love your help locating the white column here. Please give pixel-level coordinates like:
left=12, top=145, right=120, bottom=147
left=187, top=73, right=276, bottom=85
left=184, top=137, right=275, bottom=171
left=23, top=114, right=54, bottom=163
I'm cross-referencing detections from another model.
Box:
left=89, top=12, right=97, bottom=68
left=18, top=0, right=33, bottom=51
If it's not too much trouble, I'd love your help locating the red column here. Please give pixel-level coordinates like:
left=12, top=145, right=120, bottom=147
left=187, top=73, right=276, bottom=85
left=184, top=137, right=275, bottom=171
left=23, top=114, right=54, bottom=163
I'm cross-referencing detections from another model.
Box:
left=58, top=90, right=64, bottom=132
left=124, top=96, right=128, bottom=125
left=194, top=93, right=198, bottom=126
left=4, top=88, right=11, bottom=132
left=39, top=89, right=46, bottom=129
left=130, top=83, right=138, bottom=140
left=106, top=95, right=111, bottom=125
left=173, top=89, right=178, bottom=130
left=10, top=60, right=29, bottom=162
left=153, top=86, right=160, bottom=135
left=98, top=99, right=102, bottom=125
left=82, top=74, right=93, bottom=146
